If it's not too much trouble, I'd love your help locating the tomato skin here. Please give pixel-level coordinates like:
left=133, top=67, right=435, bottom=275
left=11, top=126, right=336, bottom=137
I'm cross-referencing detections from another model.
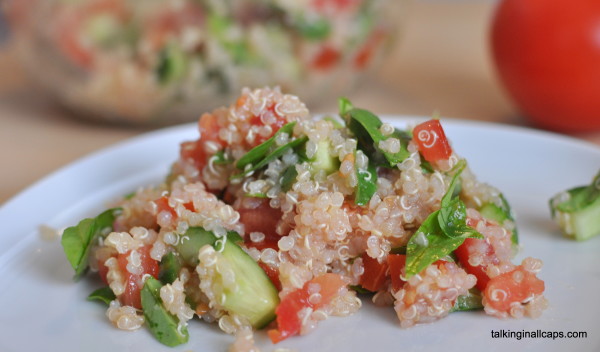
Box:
left=412, top=120, right=452, bottom=162
left=116, top=245, right=159, bottom=309
left=491, top=0, right=600, bottom=131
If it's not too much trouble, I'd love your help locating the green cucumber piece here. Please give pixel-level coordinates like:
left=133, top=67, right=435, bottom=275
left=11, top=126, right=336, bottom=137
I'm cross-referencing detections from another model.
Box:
left=479, top=193, right=518, bottom=244
left=178, top=227, right=279, bottom=327
left=311, top=140, right=340, bottom=175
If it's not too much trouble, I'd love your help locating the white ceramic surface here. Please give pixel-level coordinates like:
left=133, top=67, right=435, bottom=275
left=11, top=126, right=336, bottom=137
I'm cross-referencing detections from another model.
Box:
left=1, top=117, right=599, bottom=351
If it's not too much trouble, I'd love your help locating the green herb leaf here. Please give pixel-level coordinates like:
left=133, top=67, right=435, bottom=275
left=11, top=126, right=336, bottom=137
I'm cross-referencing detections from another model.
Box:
left=405, top=211, right=467, bottom=277
left=340, top=103, right=410, bottom=167
left=212, top=150, right=231, bottom=165
left=280, top=165, right=298, bottom=192
left=233, top=136, right=308, bottom=179
left=87, top=287, right=116, bottom=305
left=61, top=208, right=121, bottom=280
left=406, top=161, right=482, bottom=277
left=158, top=252, right=182, bottom=285
left=236, top=122, right=297, bottom=170
left=355, top=160, right=377, bottom=206
left=141, top=277, right=189, bottom=347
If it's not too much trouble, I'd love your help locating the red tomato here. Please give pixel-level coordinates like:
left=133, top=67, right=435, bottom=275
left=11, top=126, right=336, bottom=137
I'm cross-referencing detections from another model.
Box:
left=311, top=45, right=341, bottom=70
left=455, top=238, right=494, bottom=291
left=268, top=273, right=346, bottom=343
left=491, top=0, right=600, bottom=131
left=237, top=199, right=283, bottom=241
left=483, top=266, right=545, bottom=312
left=359, top=253, right=389, bottom=292
left=258, top=262, right=282, bottom=292
left=386, top=254, right=406, bottom=292
left=247, top=104, right=287, bottom=147
left=180, top=113, right=223, bottom=171
left=116, top=245, right=159, bottom=309
left=412, top=119, right=452, bottom=162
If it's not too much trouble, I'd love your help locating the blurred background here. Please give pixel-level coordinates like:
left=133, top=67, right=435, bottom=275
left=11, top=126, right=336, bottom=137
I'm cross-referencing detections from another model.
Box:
left=1, top=0, right=599, bottom=203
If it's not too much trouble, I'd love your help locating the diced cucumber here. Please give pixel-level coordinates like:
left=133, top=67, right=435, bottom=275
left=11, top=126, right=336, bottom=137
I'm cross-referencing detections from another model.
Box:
left=176, top=227, right=216, bottom=266
left=178, top=227, right=279, bottom=328
left=479, top=193, right=518, bottom=244
left=218, top=240, right=280, bottom=328
left=550, top=182, right=600, bottom=241
left=311, top=140, right=340, bottom=175
left=450, top=288, right=483, bottom=312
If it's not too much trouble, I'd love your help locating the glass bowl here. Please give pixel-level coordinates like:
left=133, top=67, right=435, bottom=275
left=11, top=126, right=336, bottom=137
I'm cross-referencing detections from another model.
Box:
left=5, top=0, right=400, bottom=126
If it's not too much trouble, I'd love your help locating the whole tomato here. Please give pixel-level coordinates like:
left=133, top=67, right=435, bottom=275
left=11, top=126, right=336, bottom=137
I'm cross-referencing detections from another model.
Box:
left=491, top=0, right=600, bottom=132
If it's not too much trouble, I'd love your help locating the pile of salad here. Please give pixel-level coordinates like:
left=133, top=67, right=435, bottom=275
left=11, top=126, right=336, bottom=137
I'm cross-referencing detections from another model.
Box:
left=61, top=87, right=547, bottom=349
left=6, top=0, right=395, bottom=125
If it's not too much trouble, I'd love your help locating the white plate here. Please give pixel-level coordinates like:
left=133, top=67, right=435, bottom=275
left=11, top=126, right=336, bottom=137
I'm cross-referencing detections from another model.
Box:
left=1, top=117, right=599, bottom=352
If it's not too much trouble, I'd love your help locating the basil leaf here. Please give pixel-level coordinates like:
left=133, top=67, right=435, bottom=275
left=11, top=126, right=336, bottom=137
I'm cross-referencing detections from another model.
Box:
left=236, top=122, right=296, bottom=169
left=338, top=97, right=354, bottom=116
left=232, top=136, right=308, bottom=179
left=61, top=208, right=121, bottom=280
left=158, top=252, right=182, bottom=285
left=141, top=277, right=189, bottom=347
left=406, top=160, right=482, bottom=277
left=405, top=211, right=467, bottom=277
left=87, top=287, right=116, bottom=305
left=440, top=160, right=466, bottom=208
left=356, top=161, right=377, bottom=206
left=341, top=105, right=410, bottom=167
left=212, top=150, right=231, bottom=165
left=280, top=165, right=298, bottom=192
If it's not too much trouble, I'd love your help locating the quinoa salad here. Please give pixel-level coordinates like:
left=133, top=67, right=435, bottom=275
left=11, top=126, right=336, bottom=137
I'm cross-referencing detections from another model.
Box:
left=7, top=0, right=394, bottom=124
left=60, top=87, right=548, bottom=349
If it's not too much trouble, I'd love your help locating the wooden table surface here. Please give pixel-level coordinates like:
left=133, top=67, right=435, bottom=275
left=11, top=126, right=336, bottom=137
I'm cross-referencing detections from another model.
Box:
left=1, top=1, right=599, bottom=204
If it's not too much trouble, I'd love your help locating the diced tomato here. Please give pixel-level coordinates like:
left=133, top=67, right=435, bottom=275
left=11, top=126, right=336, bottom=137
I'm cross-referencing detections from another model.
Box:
left=97, top=258, right=110, bottom=285
left=387, top=254, right=407, bottom=291
left=312, top=45, right=341, bottom=70
left=455, top=238, right=495, bottom=291
left=412, top=119, right=453, bottom=162
left=153, top=196, right=177, bottom=218
left=259, top=262, right=282, bottom=292
left=359, top=254, right=389, bottom=292
left=180, top=113, right=224, bottom=171
left=116, top=245, right=159, bottom=309
left=237, top=199, right=283, bottom=241
left=483, top=266, right=545, bottom=313
left=268, top=273, right=346, bottom=343
left=353, top=28, right=387, bottom=70
left=247, top=104, right=287, bottom=147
